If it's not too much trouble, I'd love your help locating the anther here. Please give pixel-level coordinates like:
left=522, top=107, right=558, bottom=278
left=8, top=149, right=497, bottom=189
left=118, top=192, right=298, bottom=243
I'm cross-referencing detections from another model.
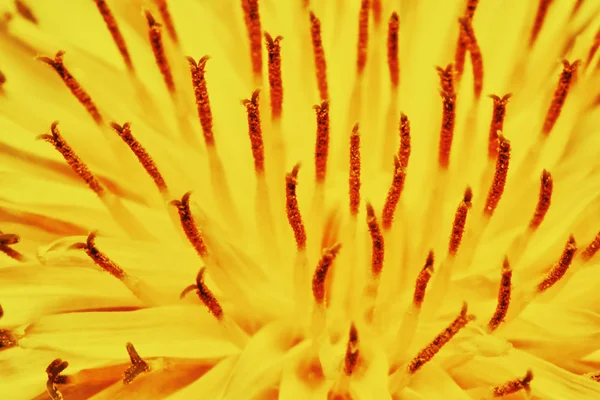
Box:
left=367, top=203, right=385, bottom=276
left=398, top=113, right=411, bottom=169
left=286, top=163, right=307, bottom=250
left=314, top=100, right=330, bottom=183
left=492, top=370, right=533, bottom=397
left=78, top=232, right=126, bottom=280
left=344, top=324, right=360, bottom=376
left=413, top=251, right=434, bottom=309
left=438, top=90, right=456, bottom=169
left=123, top=343, right=150, bottom=384
left=93, top=0, right=134, bottom=71
left=458, top=17, right=483, bottom=99
left=464, top=0, right=479, bottom=20
left=242, top=89, right=265, bottom=174
left=381, top=156, right=406, bottom=230
left=349, top=124, right=361, bottom=216
left=309, top=12, right=329, bottom=101
left=241, top=0, right=263, bottom=78
left=449, top=187, right=473, bottom=255
left=387, top=12, right=400, bottom=88
left=537, top=235, right=577, bottom=292
left=312, top=243, right=342, bottom=305
left=15, top=0, right=37, bottom=24
left=582, top=232, right=600, bottom=262
left=153, top=0, right=178, bottom=43
left=356, top=0, right=370, bottom=74
left=436, top=64, right=455, bottom=96
left=0, top=231, right=24, bottom=262
left=542, top=60, right=581, bottom=136
left=46, top=359, right=70, bottom=400
left=38, top=52, right=103, bottom=124
left=585, top=371, right=600, bottom=382
left=488, top=257, right=512, bottom=332
left=488, top=94, right=511, bottom=159
left=181, top=268, right=224, bottom=320
left=145, top=11, right=175, bottom=93
left=171, top=192, right=209, bottom=258
left=529, top=0, right=552, bottom=47
left=529, top=170, right=553, bottom=230
left=484, top=134, right=510, bottom=216
left=187, top=56, right=215, bottom=147
left=265, top=33, right=284, bottom=119
left=0, top=329, right=17, bottom=351
left=110, top=122, right=168, bottom=193
left=408, top=303, right=475, bottom=374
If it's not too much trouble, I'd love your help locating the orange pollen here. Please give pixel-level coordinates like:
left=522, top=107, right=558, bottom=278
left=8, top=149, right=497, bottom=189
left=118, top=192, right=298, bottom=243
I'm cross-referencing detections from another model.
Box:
left=537, top=235, right=577, bottom=292
left=187, top=56, right=215, bottom=147
left=413, top=250, right=434, bottom=309
left=312, top=243, right=342, bottom=305
left=387, top=12, right=400, bottom=87
left=398, top=113, right=411, bottom=169
left=458, top=17, right=483, bottom=98
left=381, top=156, right=406, bottom=230
left=80, top=232, right=126, bottom=280
left=286, top=163, right=307, bottom=250
left=171, top=192, right=209, bottom=258
left=582, top=231, right=600, bottom=261
left=38, top=51, right=102, bottom=125
left=465, top=0, right=479, bottom=19
left=436, top=64, right=455, bottom=96
left=449, top=187, right=473, bottom=255
left=366, top=203, right=385, bottom=276
left=110, top=122, right=167, bottom=192
left=243, top=89, right=265, bottom=174
left=344, top=324, right=360, bottom=376
left=93, top=0, right=133, bottom=71
left=38, top=122, right=104, bottom=196
left=241, top=0, right=263, bottom=77
left=46, top=359, right=69, bottom=400
left=488, top=94, right=511, bottom=159
left=585, top=28, right=600, bottom=67
left=356, top=0, right=370, bottom=74
left=145, top=11, right=175, bottom=93
left=0, top=232, right=24, bottom=262
left=542, top=59, right=581, bottom=135
left=488, top=257, right=512, bottom=332
left=529, top=0, right=552, bottom=47
left=309, top=12, right=329, bottom=101
left=194, top=268, right=224, bottom=320
left=123, top=342, right=150, bottom=384
left=484, top=135, right=510, bottom=216
left=15, top=0, right=37, bottom=24
left=265, top=33, right=284, bottom=119
left=492, top=370, right=534, bottom=397
left=314, top=100, right=330, bottom=183
left=349, top=123, right=361, bottom=216
left=408, top=303, right=475, bottom=374
left=438, top=90, right=457, bottom=169
left=529, top=170, right=553, bottom=230
left=153, top=0, right=178, bottom=43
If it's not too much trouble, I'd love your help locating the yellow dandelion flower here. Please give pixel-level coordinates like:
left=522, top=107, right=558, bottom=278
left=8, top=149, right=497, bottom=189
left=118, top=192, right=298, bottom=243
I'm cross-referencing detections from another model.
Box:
left=1, top=0, right=600, bottom=399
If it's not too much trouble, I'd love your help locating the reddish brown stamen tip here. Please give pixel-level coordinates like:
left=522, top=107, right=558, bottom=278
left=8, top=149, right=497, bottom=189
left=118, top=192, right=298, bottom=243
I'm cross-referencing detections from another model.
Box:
left=93, top=0, right=133, bottom=71
left=398, top=113, right=411, bottom=169
left=492, top=370, right=534, bottom=397
left=582, top=231, right=600, bottom=261
left=344, top=323, right=360, bottom=376
left=436, top=64, right=455, bottom=96
left=585, top=371, right=600, bottom=382
left=309, top=12, right=329, bottom=101
left=38, top=52, right=103, bottom=124
left=465, top=0, right=480, bottom=19
left=488, top=94, right=511, bottom=159
left=123, top=342, right=150, bottom=384
left=449, top=187, right=473, bottom=255
left=408, top=303, right=474, bottom=374
left=171, top=192, right=209, bottom=258
left=484, top=135, right=510, bottom=216
left=0, top=231, right=24, bottom=262
left=265, top=32, right=284, bottom=119
left=488, top=257, right=512, bottom=332
left=38, top=122, right=104, bottom=196
left=349, top=124, right=361, bottom=216
left=529, top=0, right=552, bottom=47
left=413, top=250, right=434, bottom=309
left=387, top=12, right=400, bottom=87
left=314, top=100, right=330, bottom=183
left=153, top=0, right=178, bottom=43
left=78, top=232, right=127, bottom=280
left=381, top=156, right=406, bottom=230
left=15, top=0, right=37, bottom=24
left=46, top=359, right=69, bottom=400
left=243, top=89, right=265, bottom=174
left=145, top=10, right=175, bottom=93
left=110, top=122, right=168, bottom=193
left=529, top=170, right=553, bottom=230
left=312, top=243, right=342, bottom=305
left=458, top=17, right=483, bottom=98
left=366, top=203, right=385, bottom=276
left=0, top=328, right=18, bottom=351
left=241, top=0, right=263, bottom=77
left=537, top=235, right=577, bottom=292
left=542, top=59, right=581, bottom=136
left=438, top=90, right=456, bottom=169
left=187, top=56, right=215, bottom=147
left=356, top=0, right=370, bottom=74
left=193, top=268, right=224, bottom=320
left=286, top=163, right=307, bottom=250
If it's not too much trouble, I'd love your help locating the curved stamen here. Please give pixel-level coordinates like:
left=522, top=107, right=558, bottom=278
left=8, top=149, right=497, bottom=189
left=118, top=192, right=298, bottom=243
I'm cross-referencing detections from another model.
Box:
left=123, top=342, right=150, bottom=384
left=312, top=243, right=342, bottom=305
left=488, top=257, right=512, bottom=332
left=171, top=192, right=209, bottom=259
left=537, top=235, right=577, bottom=292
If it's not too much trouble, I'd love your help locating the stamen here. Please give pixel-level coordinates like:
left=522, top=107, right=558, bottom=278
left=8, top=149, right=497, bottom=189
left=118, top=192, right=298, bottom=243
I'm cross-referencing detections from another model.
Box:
left=529, top=0, right=552, bottom=47
left=488, top=257, right=512, bottom=332
left=241, top=0, right=263, bottom=78
left=182, top=268, right=224, bottom=320
left=492, top=370, right=533, bottom=397
left=46, top=359, right=69, bottom=400
left=371, top=0, right=382, bottom=26
left=349, top=124, right=361, bottom=216
left=488, top=94, right=511, bottom=159
left=153, top=0, right=178, bottom=43
left=585, top=371, right=600, bottom=382
left=387, top=12, right=400, bottom=88
left=464, top=0, right=479, bottom=19
left=581, top=231, right=600, bottom=261
left=79, top=232, right=126, bottom=280
left=366, top=203, right=385, bottom=276
left=265, top=33, right=284, bottom=119
left=93, top=0, right=134, bottom=71
left=529, top=170, right=553, bottom=230
left=356, top=0, right=370, bottom=74
left=0, top=231, right=24, bottom=262
left=458, top=17, right=483, bottom=99
left=0, top=329, right=17, bottom=351
left=398, top=113, right=411, bottom=168
left=455, top=30, right=468, bottom=79
left=537, top=235, right=577, bottom=292
left=309, top=12, right=329, bottom=101
left=242, top=89, right=265, bottom=174
left=171, top=192, right=209, bottom=258
left=438, top=90, right=457, bottom=169
left=187, top=56, right=215, bottom=147
left=436, top=64, right=455, bottom=95
left=408, top=303, right=475, bottom=374
left=449, top=187, right=473, bottom=255
left=585, top=28, right=600, bottom=67
left=110, top=122, right=168, bottom=193
left=344, top=323, right=360, bottom=376
left=314, top=100, right=330, bottom=183
left=15, top=0, right=37, bottom=24
left=38, top=52, right=103, bottom=125
left=542, top=60, right=581, bottom=136
left=312, top=243, right=342, bottom=305
left=38, top=122, right=104, bottom=196
left=123, top=342, right=150, bottom=384
left=484, top=134, right=510, bottom=217
left=145, top=11, right=175, bottom=93
left=381, top=156, right=406, bottom=230
left=413, top=250, right=434, bottom=309
left=286, top=163, right=307, bottom=250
